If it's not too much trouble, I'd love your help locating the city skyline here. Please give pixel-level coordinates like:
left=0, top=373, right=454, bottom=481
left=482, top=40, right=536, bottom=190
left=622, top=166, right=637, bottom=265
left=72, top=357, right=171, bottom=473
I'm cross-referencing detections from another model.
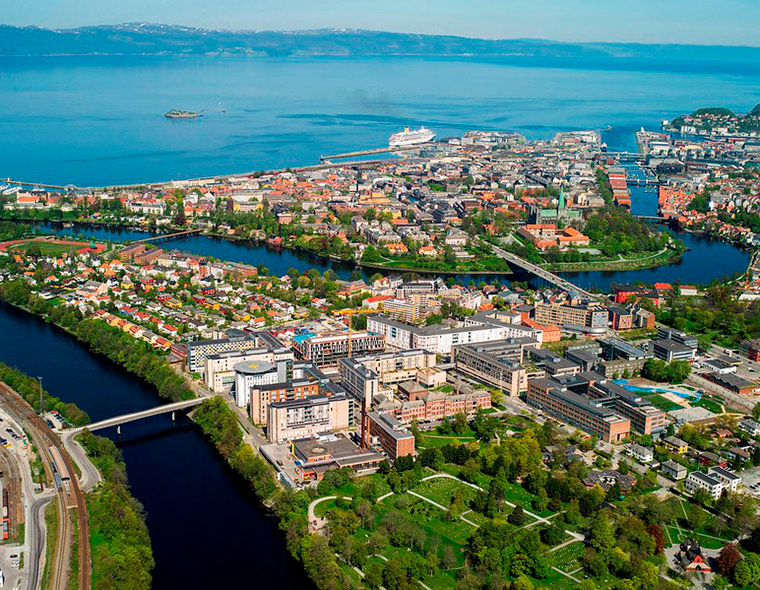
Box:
left=3, top=0, right=760, bottom=47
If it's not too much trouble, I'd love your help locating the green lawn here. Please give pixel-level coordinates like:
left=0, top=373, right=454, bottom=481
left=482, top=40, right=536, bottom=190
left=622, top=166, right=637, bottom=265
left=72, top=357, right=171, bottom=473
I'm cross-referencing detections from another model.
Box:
left=412, top=477, right=479, bottom=508
left=8, top=240, right=84, bottom=255
left=418, top=433, right=477, bottom=448
left=665, top=524, right=732, bottom=550
left=375, top=499, right=471, bottom=565
left=690, top=396, right=723, bottom=414
left=550, top=541, right=586, bottom=572
left=641, top=393, right=683, bottom=412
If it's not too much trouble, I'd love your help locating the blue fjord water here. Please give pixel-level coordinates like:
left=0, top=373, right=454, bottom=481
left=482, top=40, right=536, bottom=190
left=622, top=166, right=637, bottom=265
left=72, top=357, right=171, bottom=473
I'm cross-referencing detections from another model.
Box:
left=2, top=54, right=760, bottom=186
left=1, top=54, right=758, bottom=588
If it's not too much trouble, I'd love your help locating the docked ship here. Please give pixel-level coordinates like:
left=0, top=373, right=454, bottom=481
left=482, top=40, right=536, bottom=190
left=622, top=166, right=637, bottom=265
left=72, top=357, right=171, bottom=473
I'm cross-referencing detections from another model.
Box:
left=389, top=126, right=436, bottom=148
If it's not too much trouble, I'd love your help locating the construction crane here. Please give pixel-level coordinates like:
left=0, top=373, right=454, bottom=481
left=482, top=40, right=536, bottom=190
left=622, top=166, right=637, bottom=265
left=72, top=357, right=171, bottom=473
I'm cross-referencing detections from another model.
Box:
left=332, top=307, right=379, bottom=448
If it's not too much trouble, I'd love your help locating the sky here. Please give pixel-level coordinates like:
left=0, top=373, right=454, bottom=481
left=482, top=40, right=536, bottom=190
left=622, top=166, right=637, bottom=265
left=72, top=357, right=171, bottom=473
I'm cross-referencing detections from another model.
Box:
left=2, top=0, right=760, bottom=46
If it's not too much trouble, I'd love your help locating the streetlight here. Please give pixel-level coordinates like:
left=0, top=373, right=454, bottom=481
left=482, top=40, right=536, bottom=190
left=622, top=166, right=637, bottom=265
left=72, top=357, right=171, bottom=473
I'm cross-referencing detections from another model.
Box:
left=36, top=376, right=44, bottom=416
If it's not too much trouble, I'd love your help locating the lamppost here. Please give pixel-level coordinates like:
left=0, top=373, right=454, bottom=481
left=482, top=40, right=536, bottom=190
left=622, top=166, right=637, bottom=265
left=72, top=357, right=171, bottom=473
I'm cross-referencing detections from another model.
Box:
left=36, top=376, right=44, bottom=416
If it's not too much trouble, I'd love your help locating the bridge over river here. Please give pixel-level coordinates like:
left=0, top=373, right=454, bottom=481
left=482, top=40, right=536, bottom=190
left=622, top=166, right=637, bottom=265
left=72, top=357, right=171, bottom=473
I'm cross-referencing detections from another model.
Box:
left=69, top=398, right=205, bottom=434
left=487, top=242, right=598, bottom=299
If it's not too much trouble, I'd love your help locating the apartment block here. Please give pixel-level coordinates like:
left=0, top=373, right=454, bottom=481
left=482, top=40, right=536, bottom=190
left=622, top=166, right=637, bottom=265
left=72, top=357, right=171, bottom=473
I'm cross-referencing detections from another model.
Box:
left=534, top=301, right=609, bottom=331
left=292, top=331, right=385, bottom=367
left=452, top=338, right=540, bottom=397
left=526, top=377, right=630, bottom=443
left=267, top=394, right=351, bottom=443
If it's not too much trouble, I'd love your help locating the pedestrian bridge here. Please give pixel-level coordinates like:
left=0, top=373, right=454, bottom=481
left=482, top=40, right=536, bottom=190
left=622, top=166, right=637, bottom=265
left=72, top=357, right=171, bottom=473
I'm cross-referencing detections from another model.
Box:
left=70, top=398, right=205, bottom=433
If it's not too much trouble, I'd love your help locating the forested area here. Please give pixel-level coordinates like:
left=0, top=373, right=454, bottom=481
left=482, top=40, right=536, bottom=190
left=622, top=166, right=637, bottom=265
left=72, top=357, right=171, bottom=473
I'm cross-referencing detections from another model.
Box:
left=658, top=285, right=760, bottom=347
left=0, top=362, right=90, bottom=425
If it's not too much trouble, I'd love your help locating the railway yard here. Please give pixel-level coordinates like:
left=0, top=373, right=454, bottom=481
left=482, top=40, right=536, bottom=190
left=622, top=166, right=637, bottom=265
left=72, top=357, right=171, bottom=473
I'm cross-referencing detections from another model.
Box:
left=0, top=383, right=91, bottom=590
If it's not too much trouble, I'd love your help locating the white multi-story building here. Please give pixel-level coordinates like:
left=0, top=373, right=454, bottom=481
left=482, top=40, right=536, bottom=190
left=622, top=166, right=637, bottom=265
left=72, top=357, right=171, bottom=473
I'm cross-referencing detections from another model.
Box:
left=367, top=313, right=541, bottom=356
left=233, top=360, right=284, bottom=407
left=685, top=471, right=725, bottom=500
left=205, top=346, right=293, bottom=393
left=708, top=466, right=742, bottom=493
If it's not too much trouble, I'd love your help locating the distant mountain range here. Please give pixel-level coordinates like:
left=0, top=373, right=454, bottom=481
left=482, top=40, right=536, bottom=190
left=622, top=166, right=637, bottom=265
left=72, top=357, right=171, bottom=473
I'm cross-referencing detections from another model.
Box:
left=2, top=23, right=760, bottom=60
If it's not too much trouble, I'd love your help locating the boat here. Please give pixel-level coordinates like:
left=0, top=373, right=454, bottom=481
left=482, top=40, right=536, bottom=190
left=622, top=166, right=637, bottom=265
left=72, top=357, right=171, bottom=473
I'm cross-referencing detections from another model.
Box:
left=389, top=126, right=436, bottom=148
left=164, top=110, right=201, bottom=119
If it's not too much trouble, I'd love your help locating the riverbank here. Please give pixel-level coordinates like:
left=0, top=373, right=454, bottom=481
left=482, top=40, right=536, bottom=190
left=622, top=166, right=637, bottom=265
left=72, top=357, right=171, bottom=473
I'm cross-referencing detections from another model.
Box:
left=77, top=430, right=154, bottom=590
left=540, top=247, right=684, bottom=273
left=0, top=301, right=311, bottom=589
left=0, top=289, right=324, bottom=588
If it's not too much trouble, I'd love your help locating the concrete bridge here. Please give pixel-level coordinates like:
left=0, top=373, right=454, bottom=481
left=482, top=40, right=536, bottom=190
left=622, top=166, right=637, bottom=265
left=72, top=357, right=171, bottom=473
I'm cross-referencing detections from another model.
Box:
left=487, top=242, right=597, bottom=299
left=70, top=398, right=205, bottom=433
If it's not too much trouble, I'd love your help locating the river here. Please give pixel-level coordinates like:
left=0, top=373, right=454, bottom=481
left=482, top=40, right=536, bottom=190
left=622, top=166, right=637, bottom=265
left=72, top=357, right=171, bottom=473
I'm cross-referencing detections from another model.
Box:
left=0, top=302, right=311, bottom=589
left=35, top=220, right=750, bottom=291
left=3, top=52, right=757, bottom=586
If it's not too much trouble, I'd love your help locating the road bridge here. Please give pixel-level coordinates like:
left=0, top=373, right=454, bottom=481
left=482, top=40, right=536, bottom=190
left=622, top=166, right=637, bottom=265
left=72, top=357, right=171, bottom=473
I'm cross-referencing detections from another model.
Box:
left=487, top=242, right=597, bottom=299
left=627, top=178, right=659, bottom=186
left=70, top=398, right=204, bottom=433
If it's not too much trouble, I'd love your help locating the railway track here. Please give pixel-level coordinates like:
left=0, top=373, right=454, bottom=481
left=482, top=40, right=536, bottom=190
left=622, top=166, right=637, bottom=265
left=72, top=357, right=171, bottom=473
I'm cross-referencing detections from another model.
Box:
left=0, top=383, right=91, bottom=590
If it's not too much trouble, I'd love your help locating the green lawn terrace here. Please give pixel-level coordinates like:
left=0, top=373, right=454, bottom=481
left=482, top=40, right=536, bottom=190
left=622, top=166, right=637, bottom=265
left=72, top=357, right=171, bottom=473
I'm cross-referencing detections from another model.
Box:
left=618, top=378, right=724, bottom=417
left=0, top=237, right=106, bottom=257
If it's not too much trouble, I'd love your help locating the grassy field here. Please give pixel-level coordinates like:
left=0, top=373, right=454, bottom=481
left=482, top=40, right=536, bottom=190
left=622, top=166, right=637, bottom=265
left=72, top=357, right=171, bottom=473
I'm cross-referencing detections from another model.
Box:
left=690, top=395, right=723, bottom=414
left=412, top=477, right=479, bottom=508
left=7, top=240, right=84, bottom=255
left=665, top=524, right=730, bottom=550
left=549, top=541, right=586, bottom=572
left=642, top=393, right=683, bottom=412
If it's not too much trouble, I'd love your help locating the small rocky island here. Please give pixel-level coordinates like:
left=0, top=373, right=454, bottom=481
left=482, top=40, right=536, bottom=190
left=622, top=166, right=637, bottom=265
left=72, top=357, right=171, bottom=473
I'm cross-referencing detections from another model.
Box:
left=164, top=109, right=201, bottom=119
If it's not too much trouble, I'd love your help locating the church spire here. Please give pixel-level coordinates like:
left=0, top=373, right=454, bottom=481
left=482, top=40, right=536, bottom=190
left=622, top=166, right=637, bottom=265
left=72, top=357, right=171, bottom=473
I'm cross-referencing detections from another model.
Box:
left=557, top=185, right=566, bottom=212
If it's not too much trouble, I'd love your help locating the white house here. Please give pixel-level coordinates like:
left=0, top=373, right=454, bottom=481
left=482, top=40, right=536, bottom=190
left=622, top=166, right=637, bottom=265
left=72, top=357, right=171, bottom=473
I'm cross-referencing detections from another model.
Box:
left=708, top=466, right=742, bottom=493
left=627, top=443, right=654, bottom=464
left=685, top=471, right=724, bottom=500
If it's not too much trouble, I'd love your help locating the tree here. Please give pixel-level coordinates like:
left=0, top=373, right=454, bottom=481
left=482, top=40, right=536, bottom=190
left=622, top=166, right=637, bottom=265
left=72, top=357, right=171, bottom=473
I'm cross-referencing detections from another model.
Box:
left=441, top=545, right=457, bottom=570
left=452, top=413, right=468, bottom=435
left=508, top=505, right=526, bottom=526
left=364, top=561, right=384, bottom=589
left=590, top=512, right=615, bottom=551
left=646, top=524, right=665, bottom=554
left=540, top=522, right=566, bottom=547
left=734, top=552, right=760, bottom=586
left=753, top=402, right=760, bottom=422
left=716, top=543, right=742, bottom=576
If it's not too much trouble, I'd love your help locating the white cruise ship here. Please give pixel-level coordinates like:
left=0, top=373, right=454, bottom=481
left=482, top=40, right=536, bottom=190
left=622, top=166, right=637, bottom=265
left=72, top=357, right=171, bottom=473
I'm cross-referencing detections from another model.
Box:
left=389, top=126, right=436, bottom=148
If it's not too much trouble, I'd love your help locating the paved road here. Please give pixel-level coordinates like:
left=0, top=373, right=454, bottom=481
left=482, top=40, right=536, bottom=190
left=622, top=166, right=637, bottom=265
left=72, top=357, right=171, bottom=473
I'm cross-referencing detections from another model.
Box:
left=0, top=383, right=91, bottom=590
left=60, top=431, right=101, bottom=493
left=487, top=241, right=597, bottom=299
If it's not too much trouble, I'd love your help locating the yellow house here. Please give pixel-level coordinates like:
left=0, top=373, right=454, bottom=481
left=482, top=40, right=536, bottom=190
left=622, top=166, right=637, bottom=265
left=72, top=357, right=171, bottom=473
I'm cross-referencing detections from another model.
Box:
left=663, top=436, right=688, bottom=455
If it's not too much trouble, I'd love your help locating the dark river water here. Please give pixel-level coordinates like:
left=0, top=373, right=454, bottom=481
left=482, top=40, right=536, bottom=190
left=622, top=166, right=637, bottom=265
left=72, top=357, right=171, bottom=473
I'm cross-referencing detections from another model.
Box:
left=38, top=219, right=750, bottom=291
left=0, top=303, right=311, bottom=589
